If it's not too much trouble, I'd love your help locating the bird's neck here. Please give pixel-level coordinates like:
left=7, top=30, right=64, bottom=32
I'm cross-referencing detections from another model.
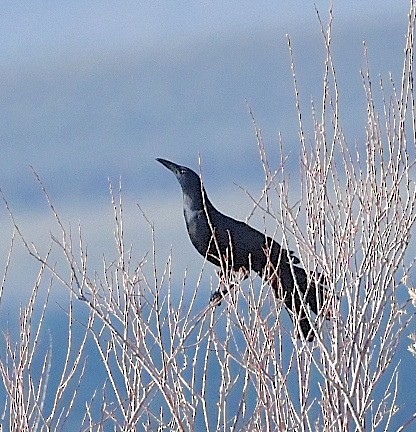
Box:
left=183, top=187, right=212, bottom=213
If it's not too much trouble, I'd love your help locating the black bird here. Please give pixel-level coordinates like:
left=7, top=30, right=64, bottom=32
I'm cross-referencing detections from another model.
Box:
left=156, top=158, right=326, bottom=341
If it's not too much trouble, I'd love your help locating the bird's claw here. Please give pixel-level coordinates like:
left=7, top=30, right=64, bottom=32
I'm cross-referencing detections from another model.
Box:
left=210, top=289, right=228, bottom=306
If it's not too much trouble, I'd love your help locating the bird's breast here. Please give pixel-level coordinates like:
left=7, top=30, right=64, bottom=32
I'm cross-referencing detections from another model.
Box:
left=184, top=208, right=212, bottom=256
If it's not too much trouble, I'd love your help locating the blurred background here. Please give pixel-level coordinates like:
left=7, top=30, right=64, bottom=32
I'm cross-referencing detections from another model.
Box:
left=0, top=0, right=414, bottom=428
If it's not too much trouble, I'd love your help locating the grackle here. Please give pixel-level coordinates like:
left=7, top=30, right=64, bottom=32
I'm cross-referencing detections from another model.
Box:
left=156, top=158, right=327, bottom=341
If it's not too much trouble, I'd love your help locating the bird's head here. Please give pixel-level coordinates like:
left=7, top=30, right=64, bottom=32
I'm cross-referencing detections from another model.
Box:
left=156, top=158, right=203, bottom=197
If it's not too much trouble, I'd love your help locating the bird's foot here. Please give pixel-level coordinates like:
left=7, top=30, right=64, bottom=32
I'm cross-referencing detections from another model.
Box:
left=210, top=288, right=228, bottom=306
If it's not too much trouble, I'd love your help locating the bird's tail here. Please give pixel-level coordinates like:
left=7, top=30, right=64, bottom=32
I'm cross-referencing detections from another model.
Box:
left=272, top=264, right=329, bottom=341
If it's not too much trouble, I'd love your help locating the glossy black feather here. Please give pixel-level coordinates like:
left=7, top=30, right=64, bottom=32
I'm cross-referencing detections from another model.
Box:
left=157, top=158, right=325, bottom=340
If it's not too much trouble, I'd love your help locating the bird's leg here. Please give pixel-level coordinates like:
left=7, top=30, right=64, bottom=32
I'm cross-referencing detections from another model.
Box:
left=210, top=267, right=248, bottom=306
left=210, top=270, right=229, bottom=305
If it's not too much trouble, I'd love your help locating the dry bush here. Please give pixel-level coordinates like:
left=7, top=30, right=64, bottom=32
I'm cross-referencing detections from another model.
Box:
left=0, top=232, right=90, bottom=431
left=0, top=2, right=415, bottom=432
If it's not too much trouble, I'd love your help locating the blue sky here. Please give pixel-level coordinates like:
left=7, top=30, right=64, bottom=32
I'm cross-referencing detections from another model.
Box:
left=0, top=1, right=410, bottom=249
left=0, top=0, right=415, bottom=428
left=0, top=1, right=411, bottom=298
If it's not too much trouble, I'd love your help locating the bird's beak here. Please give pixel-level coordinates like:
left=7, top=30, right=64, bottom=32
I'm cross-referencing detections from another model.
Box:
left=156, top=158, right=182, bottom=175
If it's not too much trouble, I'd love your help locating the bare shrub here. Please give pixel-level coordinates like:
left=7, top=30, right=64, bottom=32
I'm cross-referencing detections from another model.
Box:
left=0, top=231, right=90, bottom=431
left=0, top=3, right=415, bottom=432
